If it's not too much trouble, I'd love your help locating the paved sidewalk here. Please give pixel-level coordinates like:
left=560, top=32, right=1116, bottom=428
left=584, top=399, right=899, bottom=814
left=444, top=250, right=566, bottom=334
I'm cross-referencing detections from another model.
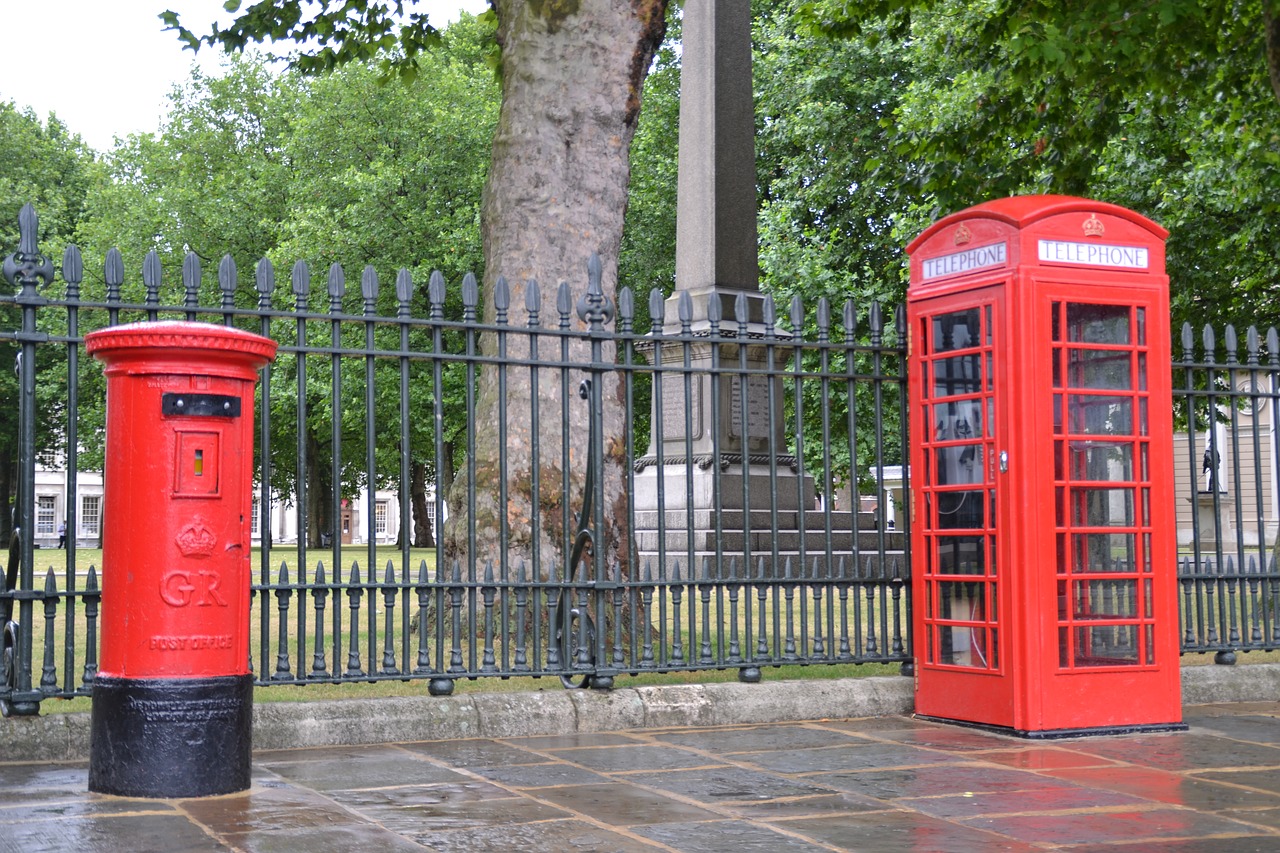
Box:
left=4, top=700, right=1280, bottom=852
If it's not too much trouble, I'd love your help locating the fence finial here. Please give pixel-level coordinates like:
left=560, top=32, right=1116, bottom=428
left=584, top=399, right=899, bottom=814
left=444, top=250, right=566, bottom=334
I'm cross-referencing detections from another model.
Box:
left=3, top=203, right=55, bottom=292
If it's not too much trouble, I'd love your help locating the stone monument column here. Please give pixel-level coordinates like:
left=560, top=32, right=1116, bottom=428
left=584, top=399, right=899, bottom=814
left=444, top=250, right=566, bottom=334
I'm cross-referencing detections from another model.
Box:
left=634, top=0, right=814, bottom=514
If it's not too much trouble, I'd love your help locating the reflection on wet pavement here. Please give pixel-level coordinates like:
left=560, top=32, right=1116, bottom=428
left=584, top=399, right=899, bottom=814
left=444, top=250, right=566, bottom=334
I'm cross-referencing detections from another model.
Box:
left=3, top=701, right=1280, bottom=852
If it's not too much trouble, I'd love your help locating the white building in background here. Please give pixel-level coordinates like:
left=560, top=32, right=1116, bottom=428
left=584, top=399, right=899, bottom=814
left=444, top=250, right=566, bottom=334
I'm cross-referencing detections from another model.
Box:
left=32, top=462, right=445, bottom=550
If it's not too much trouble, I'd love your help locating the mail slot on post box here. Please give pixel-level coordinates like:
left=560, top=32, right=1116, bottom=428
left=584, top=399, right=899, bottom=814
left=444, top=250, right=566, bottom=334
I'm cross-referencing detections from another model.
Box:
left=85, top=321, right=277, bottom=798
left=906, top=196, right=1185, bottom=738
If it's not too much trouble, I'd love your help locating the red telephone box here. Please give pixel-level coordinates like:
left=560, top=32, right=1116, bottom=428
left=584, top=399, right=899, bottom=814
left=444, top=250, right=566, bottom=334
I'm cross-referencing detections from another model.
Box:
left=906, top=196, right=1184, bottom=737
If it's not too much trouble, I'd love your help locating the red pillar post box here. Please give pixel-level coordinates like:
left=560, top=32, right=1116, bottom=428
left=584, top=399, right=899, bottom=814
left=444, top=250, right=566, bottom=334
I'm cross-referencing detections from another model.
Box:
left=85, top=322, right=277, bottom=796
left=906, top=196, right=1185, bottom=737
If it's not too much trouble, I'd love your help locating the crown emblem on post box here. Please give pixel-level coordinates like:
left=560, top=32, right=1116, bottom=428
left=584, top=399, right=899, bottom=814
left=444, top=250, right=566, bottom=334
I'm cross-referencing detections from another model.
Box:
left=953, top=223, right=972, bottom=245
left=176, top=519, right=217, bottom=558
left=1082, top=214, right=1106, bottom=237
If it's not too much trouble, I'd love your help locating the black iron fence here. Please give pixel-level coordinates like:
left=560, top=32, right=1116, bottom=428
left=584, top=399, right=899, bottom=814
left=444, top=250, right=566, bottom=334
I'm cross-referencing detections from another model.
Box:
left=2, top=205, right=1278, bottom=716
left=0, top=205, right=910, bottom=714
left=1174, top=323, right=1280, bottom=662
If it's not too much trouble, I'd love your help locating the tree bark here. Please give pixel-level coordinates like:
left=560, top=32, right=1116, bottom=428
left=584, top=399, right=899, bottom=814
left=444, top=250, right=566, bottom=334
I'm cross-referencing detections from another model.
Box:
left=410, top=459, right=435, bottom=548
left=444, top=0, right=668, bottom=579
left=1265, top=3, right=1280, bottom=105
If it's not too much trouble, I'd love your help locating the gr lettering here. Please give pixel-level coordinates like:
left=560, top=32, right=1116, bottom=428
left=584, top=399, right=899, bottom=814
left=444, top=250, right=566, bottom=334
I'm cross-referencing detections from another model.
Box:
left=159, top=569, right=228, bottom=607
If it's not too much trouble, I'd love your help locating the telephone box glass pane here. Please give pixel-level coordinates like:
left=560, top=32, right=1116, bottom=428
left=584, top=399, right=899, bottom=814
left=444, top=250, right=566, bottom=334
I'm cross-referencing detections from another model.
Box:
left=1073, top=488, right=1135, bottom=527
left=1072, top=579, right=1138, bottom=618
left=1068, top=349, right=1132, bottom=390
left=937, top=535, right=984, bottom=574
left=933, top=356, right=982, bottom=397
left=1067, top=304, right=1130, bottom=344
left=1067, top=440, right=1133, bottom=481
left=933, top=310, right=981, bottom=352
left=939, top=626, right=989, bottom=667
left=1071, top=533, right=1136, bottom=572
left=1074, top=626, right=1138, bottom=666
left=1069, top=396, right=1132, bottom=435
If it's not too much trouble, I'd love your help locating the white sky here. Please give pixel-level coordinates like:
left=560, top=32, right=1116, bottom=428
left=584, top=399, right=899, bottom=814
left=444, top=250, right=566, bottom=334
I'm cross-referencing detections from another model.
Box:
left=0, top=0, right=489, bottom=152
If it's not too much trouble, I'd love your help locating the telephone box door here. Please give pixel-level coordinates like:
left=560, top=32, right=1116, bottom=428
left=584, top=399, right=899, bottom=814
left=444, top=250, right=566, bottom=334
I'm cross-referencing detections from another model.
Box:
left=910, top=285, right=1016, bottom=726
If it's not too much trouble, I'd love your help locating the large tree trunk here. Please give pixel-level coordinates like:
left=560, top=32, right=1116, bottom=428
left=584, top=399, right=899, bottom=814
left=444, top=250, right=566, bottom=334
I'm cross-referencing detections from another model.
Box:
left=444, top=0, right=668, bottom=579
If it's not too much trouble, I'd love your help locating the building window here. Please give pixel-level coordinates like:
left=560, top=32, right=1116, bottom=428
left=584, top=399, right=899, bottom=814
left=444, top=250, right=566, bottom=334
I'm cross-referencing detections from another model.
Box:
left=251, top=498, right=260, bottom=536
left=375, top=500, right=388, bottom=537
left=81, top=495, right=101, bottom=537
left=36, top=496, right=56, bottom=535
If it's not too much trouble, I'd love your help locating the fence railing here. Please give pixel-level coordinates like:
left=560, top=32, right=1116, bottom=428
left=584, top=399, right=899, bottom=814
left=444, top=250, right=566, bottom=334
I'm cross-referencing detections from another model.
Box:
left=4, top=204, right=1279, bottom=716
left=0, top=205, right=910, bottom=714
left=1174, top=322, right=1280, bottom=662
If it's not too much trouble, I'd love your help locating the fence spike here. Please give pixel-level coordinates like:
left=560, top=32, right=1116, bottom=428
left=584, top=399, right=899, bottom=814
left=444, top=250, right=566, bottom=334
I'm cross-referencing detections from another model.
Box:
left=291, top=260, right=310, bottom=300
left=1248, top=326, right=1261, bottom=360
left=817, top=297, right=830, bottom=336
left=1225, top=324, right=1238, bottom=358
left=1269, top=328, right=1280, bottom=364
left=384, top=560, right=395, bottom=585
left=789, top=294, right=804, bottom=332
left=104, top=248, right=123, bottom=299
left=869, top=302, right=884, bottom=335
left=1181, top=321, right=1194, bottom=356
left=361, top=264, right=378, bottom=305
left=556, top=279, right=571, bottom=319
left=762, top=293, right=777, bottom=331
left=618, top=286, right=634, bottom=325
left=707, top=291, right=722, bottom=326
left=678, top=290, right=693, bottom=326
left=327, top=262, right=345, bottom=309
left=256, top=257, right=275, bottom=300
left=428, top=270, right=446, bottom=310
left=843, top=299, right=857, bottom=340
left=62, top=245, right=83, bottom=286
left=16, top=202, right=39, bottom=255
left=494, top=275, right=509, bottom=318
left=218, top=254, right=236, bottom=301
left=649, top=287, right=665, bottom=327
left=183, top=252, right=201, bottom=304
left=395, top=268, right=412, bottom=309
left=525, top=278, right=540, bottom=317
left=463, top=272, right=479, bottom=312
left=1202, top=324, right=1216, bottom=358
left=143, top=250, right=161, bottom=303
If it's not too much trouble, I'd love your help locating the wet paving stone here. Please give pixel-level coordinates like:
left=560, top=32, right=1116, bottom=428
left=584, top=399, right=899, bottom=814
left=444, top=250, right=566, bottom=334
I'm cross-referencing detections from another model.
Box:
left=0, top=763, right=90, bottom=793
left=1191, top=715, right=1280, bottom=745
left=622, top=766, right=854, bottom=802
left=470, top=761, right=612, bottom=789
left=652, top=723, right=864, bottom=754
left=257, top=753, right=470, bottom=791
left=330, top=779, right=515, bottom=809
left=1048, top=765, right=1280, bottom=809
left=635, top=818, right=831, bottom=851
left=219, top=822, right=429, bottom=852
left=1070, top=837, right=1280, bottom=853
left=546, top=743, right=722, bottom=773
left=975, top=746, right=1122, bottom=770
left=398, top=739, right=554, bottom=767
left=779, top=810, right=1043, bottom=852
left=736, top=742, right=963, bottom=775
left=833, top=722, right=1023, bottom=752
left=532, top=781, right=723, bottom=826
left=898, top=784, right=1147, bottom=819
left=352, top=793, right=571, bottom=833
left=1066, top=732, right=1280, bottom=772
left=811, top=761, right=1087, bottom=800
left=0, top=794, right=177, bottom=820
left=510, top=732, right=647, bottom=750
left=963, top=806, right=1268, bottom=845
left=0, top=813, right=228, bottom=853
left=1196, top=767, right=1280, bottom=795
left=177, top=781, right=376, bottom=834
left=723, top=793, right=894, bottom=819
left=1223, top=806, right=1280, bottom=830
left=423, top=818, right=667, bottom=852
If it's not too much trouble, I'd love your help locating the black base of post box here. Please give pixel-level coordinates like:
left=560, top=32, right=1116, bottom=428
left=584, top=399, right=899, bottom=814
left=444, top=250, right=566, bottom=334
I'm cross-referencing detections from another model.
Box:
left=89, top=674, right=252, bottom=798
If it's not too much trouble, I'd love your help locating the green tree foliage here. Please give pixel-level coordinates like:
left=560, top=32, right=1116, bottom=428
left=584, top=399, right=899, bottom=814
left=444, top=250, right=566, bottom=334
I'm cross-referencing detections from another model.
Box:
left=794, top=0, right=1280, bottom=332
left=0, top=105, right=99, bottom=541
left=73, top=16, right=498, bottom=546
